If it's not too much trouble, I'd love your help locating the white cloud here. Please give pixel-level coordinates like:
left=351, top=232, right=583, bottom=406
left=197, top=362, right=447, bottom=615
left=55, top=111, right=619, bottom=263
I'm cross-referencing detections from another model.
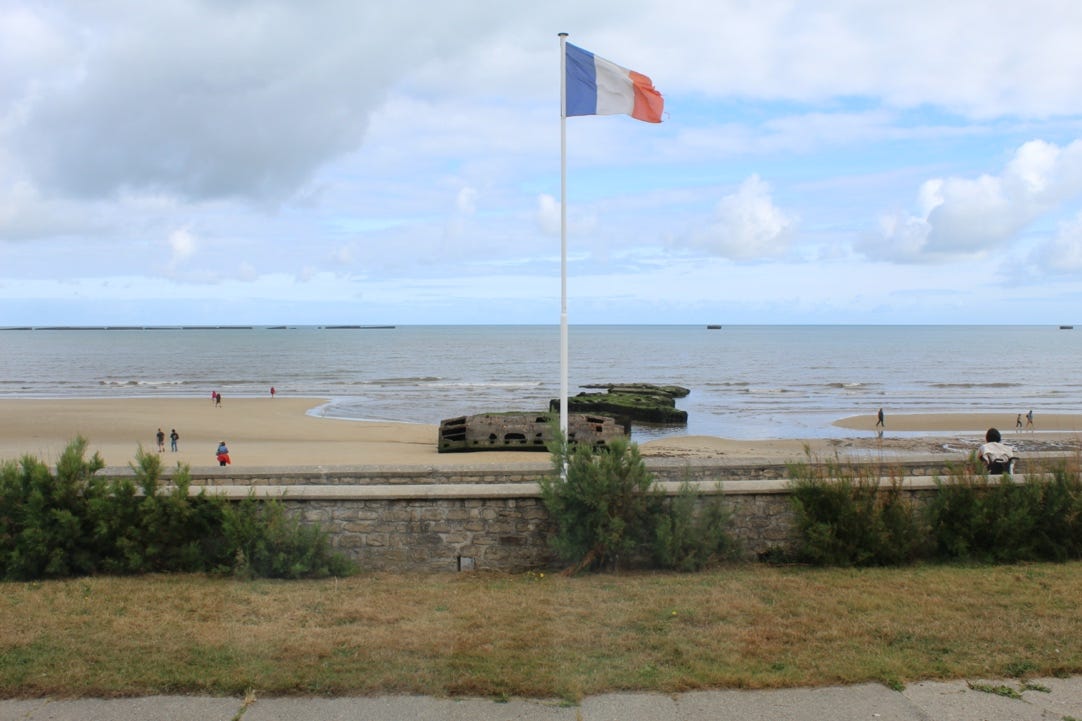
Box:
left=444, top=186, right=479, bottom=239
left=1029, top=214, right=1082, bottom=274
left=536, top=194, right=561, bottom=236
left=455, top=187, right=478, bottom=216
left=3, top=2, right=482, bottom=203
left=330, top=245, right=353, bottom=266
left=533, top=192, right=603, bottom=242
left=685, top=175, right=795, bottom=260
left=641, top=0, right=1082, bottom=118
left=4, top=0, right=1082, bottom=324
left=166, top=227, right=196, bottom=269
left=865, top=139, right=1082, bottom=262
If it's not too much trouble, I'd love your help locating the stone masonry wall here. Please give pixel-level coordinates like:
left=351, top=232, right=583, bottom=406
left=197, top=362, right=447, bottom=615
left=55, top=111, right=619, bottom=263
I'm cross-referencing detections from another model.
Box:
left=188, top=477, right=876, bottom=573
left=290, top=497, right=556, bottom=573
left=184, top=455, right=1066, bottom=573
left=285, top=492, right=804, bottom=573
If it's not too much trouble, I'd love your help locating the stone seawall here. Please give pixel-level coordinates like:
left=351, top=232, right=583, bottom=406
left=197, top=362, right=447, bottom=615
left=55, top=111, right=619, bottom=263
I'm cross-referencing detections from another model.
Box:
left=169, top=454, right=1030, bottom=573
left=176, top=455, right=973, bottom=487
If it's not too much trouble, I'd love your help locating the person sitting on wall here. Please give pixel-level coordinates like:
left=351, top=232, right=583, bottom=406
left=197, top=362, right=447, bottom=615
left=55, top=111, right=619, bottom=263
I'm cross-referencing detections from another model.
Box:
left=977, top=427, right=1017, bottom=475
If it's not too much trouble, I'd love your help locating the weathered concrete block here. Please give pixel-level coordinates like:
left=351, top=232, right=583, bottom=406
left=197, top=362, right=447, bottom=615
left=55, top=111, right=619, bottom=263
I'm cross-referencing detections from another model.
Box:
left=439, top=412, right=623, bottom=453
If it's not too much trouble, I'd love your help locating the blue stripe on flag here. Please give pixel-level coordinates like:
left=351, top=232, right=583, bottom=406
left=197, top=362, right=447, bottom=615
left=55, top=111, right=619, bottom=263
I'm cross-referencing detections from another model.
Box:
left=565, top=43, right=598, bottom=117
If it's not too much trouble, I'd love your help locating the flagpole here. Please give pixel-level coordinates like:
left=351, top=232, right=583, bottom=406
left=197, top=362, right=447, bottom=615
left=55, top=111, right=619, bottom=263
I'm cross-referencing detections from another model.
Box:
left=558, top=32, right=569, bottom=441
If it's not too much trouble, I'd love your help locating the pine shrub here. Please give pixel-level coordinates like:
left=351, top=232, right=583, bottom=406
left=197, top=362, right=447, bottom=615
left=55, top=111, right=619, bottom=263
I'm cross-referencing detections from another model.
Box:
left=0, top=438, right=104, bottom=579
left=652, top=480, right=739, bottom=571
left=540, top=436, right=659, bottom=572
left=541, top=431, right=738, bottom=573
left=788, top=456, right=926, bottom=566
left=790, top=454, right=1082, bottom=566
left=223, top=496, right=354, bottom=579
left=0, top=438, right=353, bottom=580
left=928, top=460, right=1082, bottom=563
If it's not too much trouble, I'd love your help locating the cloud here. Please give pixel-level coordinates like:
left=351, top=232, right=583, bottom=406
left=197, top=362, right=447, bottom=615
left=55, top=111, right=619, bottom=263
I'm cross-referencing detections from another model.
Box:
left=443, top=186, right=479, bottom=239
left=0, top=179, right=115, bottom=241
left=6, top=1, right=1082, bottom=213
left=534, top=193, right=601, bottom=241
left=2, top=1, right=513, bottom=204
left=643, top=0, right=1082, bottom=118
left=1028, top=213, right=1082, bottom=274
left=536, top=194, right=561, bottom=236
left=5, top=0, right=1082, bottom=325
left=330, top=245, right=353, bottom=266
left=166, top=227, right=196, bottom=269
left=455, top=187, right=478, bottom=216
left=864, top=139, right=1082, bottom=262
left=685, top=175, right=795, bottom=260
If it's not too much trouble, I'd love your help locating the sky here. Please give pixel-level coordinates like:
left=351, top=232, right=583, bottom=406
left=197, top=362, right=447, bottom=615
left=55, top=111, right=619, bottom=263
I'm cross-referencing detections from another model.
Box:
left=2, top=0, right=1082, bottom=326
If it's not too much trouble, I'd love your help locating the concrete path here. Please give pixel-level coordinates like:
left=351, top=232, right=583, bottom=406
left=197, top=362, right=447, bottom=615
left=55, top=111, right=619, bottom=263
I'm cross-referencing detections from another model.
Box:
left=2, top=677, right=1079, bottom=720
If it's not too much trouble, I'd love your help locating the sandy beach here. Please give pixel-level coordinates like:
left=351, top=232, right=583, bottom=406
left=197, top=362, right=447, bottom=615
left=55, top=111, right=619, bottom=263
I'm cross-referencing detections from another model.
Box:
left=1, top=397, right=1080, bottom=469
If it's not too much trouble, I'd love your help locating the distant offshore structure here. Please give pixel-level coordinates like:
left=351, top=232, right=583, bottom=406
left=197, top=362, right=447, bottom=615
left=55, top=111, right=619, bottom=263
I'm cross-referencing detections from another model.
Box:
left=1060, top=325, right=1074, bottom=330
left=706, top=324, right=722, bottom=330
left=0, top=325, right=396, bottom=331
left=322, top=325, right=396, bottom=330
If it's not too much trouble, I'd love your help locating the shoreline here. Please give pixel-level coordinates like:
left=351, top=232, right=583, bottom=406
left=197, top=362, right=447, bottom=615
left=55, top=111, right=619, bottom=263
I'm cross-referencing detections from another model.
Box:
left=1, top=397, right=1080, bottom=469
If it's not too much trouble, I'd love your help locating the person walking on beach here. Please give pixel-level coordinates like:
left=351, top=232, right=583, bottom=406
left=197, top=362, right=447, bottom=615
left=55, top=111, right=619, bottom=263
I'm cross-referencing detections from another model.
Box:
left=1016, top=413, right=1023, bottom=431
left=875, top=407, right=884, bottom=429
left=216, top=441, right=231, bottom=466
left=215, top=391, right=222, bottom=407
left=270, top=386, right=276, bottom=399
left=169, top=428, right=179, bottom=452
left=1026, top=409, right=1034, bottom=431
left=156, top=428, right=165, bottom=453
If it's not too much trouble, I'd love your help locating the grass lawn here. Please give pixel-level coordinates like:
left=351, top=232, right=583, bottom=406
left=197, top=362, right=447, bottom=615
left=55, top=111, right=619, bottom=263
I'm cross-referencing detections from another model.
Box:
left=2, top=562, right=1080, bottom=700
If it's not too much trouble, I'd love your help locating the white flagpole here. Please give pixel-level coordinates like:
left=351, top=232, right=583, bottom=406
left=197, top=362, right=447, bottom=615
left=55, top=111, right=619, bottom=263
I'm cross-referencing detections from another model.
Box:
left=558, top=32, right=569, bottom=441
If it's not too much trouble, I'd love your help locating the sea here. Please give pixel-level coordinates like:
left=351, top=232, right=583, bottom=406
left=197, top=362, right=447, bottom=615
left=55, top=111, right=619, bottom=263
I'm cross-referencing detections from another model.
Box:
left=1, top=325, right=1080, bottom=441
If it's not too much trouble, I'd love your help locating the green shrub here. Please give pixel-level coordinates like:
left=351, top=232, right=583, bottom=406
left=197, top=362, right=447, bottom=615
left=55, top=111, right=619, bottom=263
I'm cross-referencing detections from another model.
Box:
left=0, top=438, right=353, bottom=580
left=788, top=455, right=926, bottom=566
left=789, top=454, right=1082, bottom=566
left=652, top=480, right=739, bottom=571
left=84, top=447, right=234, bottom=574
left=928, top=460, right=1082, bottom=563
left=1033, top=464, right=1082, bottom=559
left=224, top=496, right=355, bottom=579
left=540, top=436, right=659, bottom=573
left=0, top=438, right=104, bottom=579
left=924, top=464, right=984, bottom=560
left=541, top=430, right=738, bottom=573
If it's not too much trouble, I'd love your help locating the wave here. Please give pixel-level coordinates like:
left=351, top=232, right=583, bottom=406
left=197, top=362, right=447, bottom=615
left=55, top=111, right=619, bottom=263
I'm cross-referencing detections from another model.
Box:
left=99, top=379, right=186, bottom=387
left=354, top=378, right=542, bottom=390
left=361, top=376, right=444, bottom=385
left=431, top=381, right=545, bottom=389
left=929, top=382, right=1023, bottom=389
left=6, top=324, right=1082, bottom=441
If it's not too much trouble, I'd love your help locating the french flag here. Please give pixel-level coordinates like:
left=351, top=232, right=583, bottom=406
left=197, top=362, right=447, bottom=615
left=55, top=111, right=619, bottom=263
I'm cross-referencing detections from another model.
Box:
left=564, top=42, right=664, bottom=123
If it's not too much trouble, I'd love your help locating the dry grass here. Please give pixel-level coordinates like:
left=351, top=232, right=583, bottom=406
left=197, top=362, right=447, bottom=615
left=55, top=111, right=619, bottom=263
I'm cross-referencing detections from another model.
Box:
left=2, top=563, right=1080, bottom=700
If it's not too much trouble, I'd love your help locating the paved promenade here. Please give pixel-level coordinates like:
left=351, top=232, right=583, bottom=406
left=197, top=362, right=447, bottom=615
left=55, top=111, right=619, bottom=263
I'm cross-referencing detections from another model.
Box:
left=3, top=677, right=1080, bottom=720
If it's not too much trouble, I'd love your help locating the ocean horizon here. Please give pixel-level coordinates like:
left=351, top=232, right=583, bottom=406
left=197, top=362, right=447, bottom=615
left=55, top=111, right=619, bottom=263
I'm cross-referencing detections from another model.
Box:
left=2, top=324, right=1079, bottom=441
